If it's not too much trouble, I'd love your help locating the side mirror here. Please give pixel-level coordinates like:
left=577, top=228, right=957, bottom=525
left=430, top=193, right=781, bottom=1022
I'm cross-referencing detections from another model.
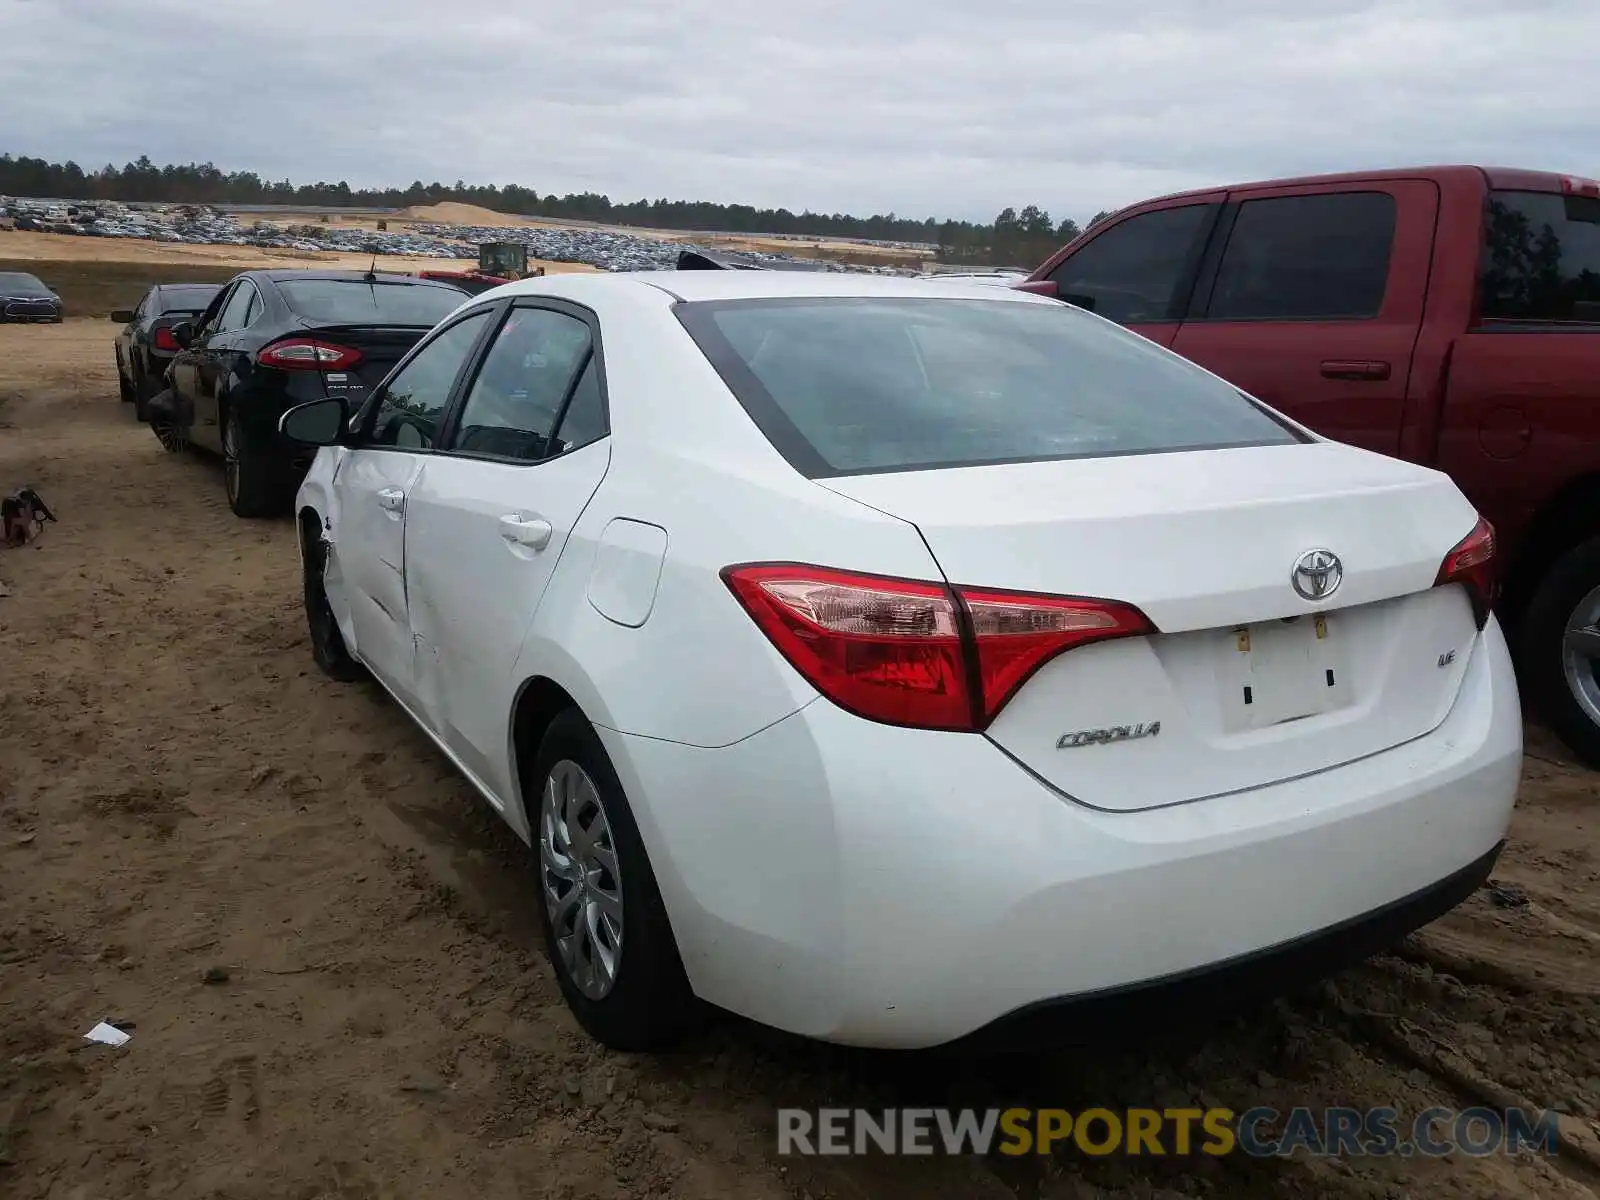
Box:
left=170, top=320, right=195, bottom=348
left=279, top=398, right=348, bottom=447
left=110, top=309, right=135, bottom=324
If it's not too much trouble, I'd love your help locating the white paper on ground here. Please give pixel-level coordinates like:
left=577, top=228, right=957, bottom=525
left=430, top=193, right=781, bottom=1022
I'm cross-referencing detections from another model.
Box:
left=84, top=1022, right=131, bottom=1047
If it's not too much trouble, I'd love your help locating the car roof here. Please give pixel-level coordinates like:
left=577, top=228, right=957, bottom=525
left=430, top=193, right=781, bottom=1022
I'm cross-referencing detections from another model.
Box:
left=486, top=269, right=1047, bottom=306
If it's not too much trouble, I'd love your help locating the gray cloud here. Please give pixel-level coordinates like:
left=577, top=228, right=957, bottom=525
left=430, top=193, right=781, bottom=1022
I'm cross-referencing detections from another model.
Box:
left=1, top=0, right=1595, bottom=222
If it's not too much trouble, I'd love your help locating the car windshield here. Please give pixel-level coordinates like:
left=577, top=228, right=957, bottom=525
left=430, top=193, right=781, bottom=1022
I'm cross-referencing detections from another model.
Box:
left=157, top=285, right=221, bottom=314
left=277, top=279, right=465, bottom=327
left=676, top=296, right=1305, bottom=477
left=0, top=272, right=51, bottom=296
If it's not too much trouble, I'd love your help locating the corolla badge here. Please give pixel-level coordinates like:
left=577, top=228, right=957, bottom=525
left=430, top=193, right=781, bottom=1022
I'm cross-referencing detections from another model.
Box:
left=1056, top=722, right=1161, bottom=750
left=1291, top=549, right=1343, bottom=601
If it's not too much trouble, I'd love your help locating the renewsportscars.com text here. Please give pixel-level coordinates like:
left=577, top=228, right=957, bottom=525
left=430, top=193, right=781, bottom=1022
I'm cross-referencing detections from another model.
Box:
left=776, top=1106, right=1560, bottom=1158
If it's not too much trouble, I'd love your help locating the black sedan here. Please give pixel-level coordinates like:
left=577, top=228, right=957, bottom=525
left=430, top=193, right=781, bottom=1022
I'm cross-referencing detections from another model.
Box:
left=112, top=282, right=223, bottom=420
left=151, top=269, right=470, bottom=518
left=0, top=271, right=63, bottom=323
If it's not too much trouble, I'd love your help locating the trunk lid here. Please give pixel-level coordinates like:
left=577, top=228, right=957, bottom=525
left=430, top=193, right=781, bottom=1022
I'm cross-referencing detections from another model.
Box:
left=291, top=323, right=432, bottom=392
left=821, top=442, right=1484, bottom=811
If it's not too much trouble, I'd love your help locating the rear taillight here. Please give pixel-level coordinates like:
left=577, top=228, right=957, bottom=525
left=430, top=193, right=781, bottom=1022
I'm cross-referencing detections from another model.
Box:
left=722, top=563, right=1154, bottom=731
left=1434, top=516, right=1497, bottom=629
left=257, top=339, right=364, bottom=371
left=153, top=326, right=181, bottom=351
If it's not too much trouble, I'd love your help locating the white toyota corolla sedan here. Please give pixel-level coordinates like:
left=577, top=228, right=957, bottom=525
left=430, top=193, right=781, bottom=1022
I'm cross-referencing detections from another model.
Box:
left=279, top=269, right=1521, bottom=1052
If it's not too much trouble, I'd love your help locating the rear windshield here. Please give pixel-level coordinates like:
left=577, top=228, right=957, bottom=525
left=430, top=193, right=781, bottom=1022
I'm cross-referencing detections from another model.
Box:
left=1481, top=189, right=1600, bottom=323
left=0, top=272, right=50, bottom=296
left=676, top=297, right=1304, bottom=477
left=157, top=285, right=220, bottom=314
left=277, top=279, right=466, bottom=327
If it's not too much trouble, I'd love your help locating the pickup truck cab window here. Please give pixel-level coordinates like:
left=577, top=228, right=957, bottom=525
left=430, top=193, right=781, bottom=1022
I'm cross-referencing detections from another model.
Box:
left=1204, top=192, right=1396, bottom=321
left=1044, top=203, right=1215, bottom=326
left=1481, top=190, right=1600, bottom=324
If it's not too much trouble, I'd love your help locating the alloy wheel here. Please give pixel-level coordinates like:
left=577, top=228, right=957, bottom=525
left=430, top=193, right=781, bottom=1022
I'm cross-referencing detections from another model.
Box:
left=1561, top=583, right=1600, bottom=730
left=539, top=759, right=624, bottom=1000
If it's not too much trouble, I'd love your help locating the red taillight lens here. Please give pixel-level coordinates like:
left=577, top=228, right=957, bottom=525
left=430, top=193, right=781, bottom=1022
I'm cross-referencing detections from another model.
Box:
left=257, top=339, right=364, bottom=371
left=1434, top=516, right=1497, bottom=629
left=960, top=587, right=1153, bottom=719
left=153, top=326, right=181, bottom=351
left=722, top=563, right=1154, bottom=731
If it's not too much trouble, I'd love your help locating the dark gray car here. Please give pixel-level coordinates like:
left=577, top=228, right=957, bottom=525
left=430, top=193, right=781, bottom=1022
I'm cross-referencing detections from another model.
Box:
left=0, top=271, right=63, bottom=322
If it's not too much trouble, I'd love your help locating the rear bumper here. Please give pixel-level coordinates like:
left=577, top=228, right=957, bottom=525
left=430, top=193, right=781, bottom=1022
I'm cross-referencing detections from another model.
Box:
left=603, top=616, right=1523, bottom=1049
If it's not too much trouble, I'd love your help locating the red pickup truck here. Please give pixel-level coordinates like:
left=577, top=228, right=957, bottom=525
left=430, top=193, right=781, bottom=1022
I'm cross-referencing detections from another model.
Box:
left=1021, top=165, right=1600, bottom=764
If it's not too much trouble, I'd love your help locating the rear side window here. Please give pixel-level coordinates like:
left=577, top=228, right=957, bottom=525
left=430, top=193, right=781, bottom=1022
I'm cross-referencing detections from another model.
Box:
left=1481, top=190, right=1600, bottom=323
left=1205, top=192, right=1396, bottom=321
left=1045, top=204, right=1214, bottom=323
left=277, top=280, right=466, bottom=326
left=677, top=297, right=1304, bottom=477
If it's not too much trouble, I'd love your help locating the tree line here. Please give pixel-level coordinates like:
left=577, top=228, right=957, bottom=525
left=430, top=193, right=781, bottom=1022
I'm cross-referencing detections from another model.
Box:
left=0, top=152, right=1113, bottom=265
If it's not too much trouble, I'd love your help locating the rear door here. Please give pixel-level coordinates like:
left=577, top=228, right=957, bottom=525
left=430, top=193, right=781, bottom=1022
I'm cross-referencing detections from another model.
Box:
left=1034, top=196, right=1224, bottom=348
left=191, top=281, right=260, bottom=452
left=170, top=284, right=232, bottom=430
left=1435, top=185, right=1600, bottom=545
left=331, top=306, right=499, bottom=708
left=403, top=302, right=612, bottom=797
left=1168, top=181, right=1438, bottom=457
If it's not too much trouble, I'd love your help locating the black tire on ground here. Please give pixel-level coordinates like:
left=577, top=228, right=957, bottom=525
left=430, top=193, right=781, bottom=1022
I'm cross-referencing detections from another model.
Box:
left=147, top=388, right=185, bottom=453
left=118, top=367, right=134, bottom=404
left=132, top=367, right=156, bottom=422
left=1521, top=535, right=1600, bottom=768
left=223, top=405, right=292, bottom=519
left=530, top=708, right=702, bottom=1051
left=301, top=522, right=365, bottom=682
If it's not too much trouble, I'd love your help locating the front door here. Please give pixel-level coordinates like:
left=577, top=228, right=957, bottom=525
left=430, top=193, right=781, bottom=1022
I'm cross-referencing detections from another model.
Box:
left=332, top=306, right=498, bottom=706
left=1036, top=197, right=1224, bottom=348
left=192, top=280, right=260, bottom=453
left=1167, top=181, right=1439, bottom=457
left=169, top=285, right=232, bottom=437
left=404, top=303, right=612, bottom=800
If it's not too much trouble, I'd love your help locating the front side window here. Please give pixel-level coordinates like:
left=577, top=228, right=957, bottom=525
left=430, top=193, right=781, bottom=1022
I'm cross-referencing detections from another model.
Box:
left=1206, top=192, right=1395, bottom=321
left=450, top=308, right=594, bottom=461
left=365, top=310, right=493, bottom=450
left=678, top=296, right=1303, bottom=477
left=1481, top=189, right=1600, bottom=323
left=1045, top=204, right=1214, bottom=323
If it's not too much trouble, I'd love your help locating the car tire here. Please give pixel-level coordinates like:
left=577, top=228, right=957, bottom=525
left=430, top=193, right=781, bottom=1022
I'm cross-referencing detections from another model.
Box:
left=530, top=708, right=701, bottom=1051
left=118, top=367, right=134, bottom=404
left=302, top=524, right=365, bottom=682
left=223, top=405, right=290, bottom=519
left=1522, top=536, right=1600, bottom=767
left=147, top=388, right=186, bottom=453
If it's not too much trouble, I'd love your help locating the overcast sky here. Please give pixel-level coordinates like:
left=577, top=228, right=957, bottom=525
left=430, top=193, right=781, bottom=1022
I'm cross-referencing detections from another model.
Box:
left=1, top=0, right=1595, bottom=223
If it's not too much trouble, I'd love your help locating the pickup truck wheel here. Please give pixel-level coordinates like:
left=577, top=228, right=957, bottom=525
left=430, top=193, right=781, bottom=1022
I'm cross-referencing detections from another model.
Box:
left=1523, top=537, right=1600, bottom=767
left=530, top=708, right=701, bottom=1051
left=222, top=406, right=291, bottom=519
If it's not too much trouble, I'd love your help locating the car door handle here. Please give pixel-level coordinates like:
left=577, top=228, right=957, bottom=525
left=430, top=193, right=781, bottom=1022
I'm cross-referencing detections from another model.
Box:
left=376, top=487, right=406, bottom=512
left=499, top=514, right=553, bottom=550
left=1320, top=359, right=1391, bottom=381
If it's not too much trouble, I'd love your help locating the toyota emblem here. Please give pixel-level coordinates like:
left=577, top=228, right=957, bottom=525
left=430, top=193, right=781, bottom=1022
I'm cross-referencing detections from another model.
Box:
left=1291, top=549, right=1343, bottom=601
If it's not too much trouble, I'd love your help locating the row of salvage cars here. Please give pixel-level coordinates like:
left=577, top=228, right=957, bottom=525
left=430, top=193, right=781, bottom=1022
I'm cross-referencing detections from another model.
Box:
left=111, top=245, right=1521, bottom=1054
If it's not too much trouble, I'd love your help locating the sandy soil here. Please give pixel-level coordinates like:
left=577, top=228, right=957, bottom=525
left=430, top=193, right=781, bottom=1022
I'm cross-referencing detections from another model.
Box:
left=1, top=320, right=1598, bottom=1200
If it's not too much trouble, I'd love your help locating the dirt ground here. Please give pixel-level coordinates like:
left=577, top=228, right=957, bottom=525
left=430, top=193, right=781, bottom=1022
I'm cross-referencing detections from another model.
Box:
left=1, top=319, right=1598, bottom=1200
